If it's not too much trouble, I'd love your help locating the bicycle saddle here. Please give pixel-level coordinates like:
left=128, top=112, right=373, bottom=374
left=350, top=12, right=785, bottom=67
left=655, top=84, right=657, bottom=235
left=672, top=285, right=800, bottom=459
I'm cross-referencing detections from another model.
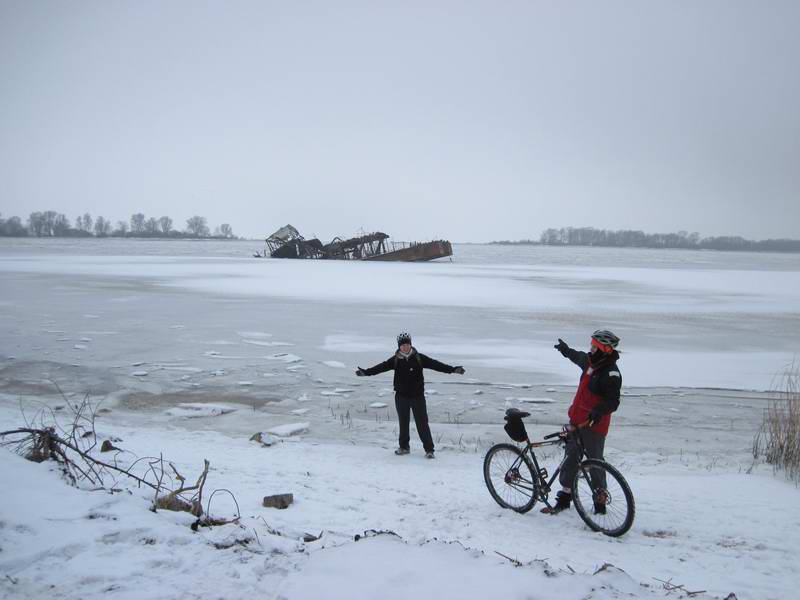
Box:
left=505, top=408, right=530, bottom=420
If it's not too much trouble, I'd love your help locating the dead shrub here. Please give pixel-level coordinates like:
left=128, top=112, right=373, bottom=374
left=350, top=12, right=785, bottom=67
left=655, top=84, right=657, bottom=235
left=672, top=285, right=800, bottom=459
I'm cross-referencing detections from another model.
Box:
left=754, top=361, right=800, bottom=482
left=1, top=391, right=236, bottom=524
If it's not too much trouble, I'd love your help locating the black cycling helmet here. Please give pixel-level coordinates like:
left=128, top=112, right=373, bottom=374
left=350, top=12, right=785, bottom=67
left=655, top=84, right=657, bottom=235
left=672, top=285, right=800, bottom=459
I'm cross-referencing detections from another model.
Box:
left=397, top=332, right=412, bottom=347
left=591, top=329, right=620, bottom=350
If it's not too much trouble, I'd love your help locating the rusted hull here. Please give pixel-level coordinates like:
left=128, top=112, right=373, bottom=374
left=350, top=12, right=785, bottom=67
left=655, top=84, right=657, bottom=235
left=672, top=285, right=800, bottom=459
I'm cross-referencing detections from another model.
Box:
left=364, top=240, right=452, bottom=262
left=256, top=224, right=453, bottom=262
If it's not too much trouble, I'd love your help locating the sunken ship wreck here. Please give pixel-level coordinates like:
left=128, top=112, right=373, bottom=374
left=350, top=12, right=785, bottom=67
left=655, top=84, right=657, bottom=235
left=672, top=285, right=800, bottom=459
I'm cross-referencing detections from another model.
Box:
left=255, top=225, right=452, bottom=262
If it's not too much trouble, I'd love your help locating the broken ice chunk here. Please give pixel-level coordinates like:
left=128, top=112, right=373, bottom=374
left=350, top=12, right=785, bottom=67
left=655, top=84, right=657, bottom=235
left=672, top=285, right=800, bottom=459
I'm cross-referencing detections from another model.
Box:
left=266, top=422, right=309, bottom=437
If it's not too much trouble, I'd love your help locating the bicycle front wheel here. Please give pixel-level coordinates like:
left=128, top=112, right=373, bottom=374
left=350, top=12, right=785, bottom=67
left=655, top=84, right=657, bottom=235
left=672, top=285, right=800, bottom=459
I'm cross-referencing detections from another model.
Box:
left=483, top=443, right=538, bottom=513
left=572, top=458, right=635, bottom=537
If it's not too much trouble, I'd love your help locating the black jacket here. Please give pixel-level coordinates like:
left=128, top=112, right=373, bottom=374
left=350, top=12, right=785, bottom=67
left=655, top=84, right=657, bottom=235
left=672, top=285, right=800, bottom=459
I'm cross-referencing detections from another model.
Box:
left=362, top=348, right=456, bottom=397
left=562, top=346, right=622, bottom=416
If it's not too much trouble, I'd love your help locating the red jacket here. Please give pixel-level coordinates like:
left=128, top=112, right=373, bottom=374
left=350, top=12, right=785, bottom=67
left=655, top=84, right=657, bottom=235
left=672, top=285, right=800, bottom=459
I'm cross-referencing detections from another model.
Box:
left=569, top=368, right=612, bottom=435
left=561, top=346, right=622, bottom=436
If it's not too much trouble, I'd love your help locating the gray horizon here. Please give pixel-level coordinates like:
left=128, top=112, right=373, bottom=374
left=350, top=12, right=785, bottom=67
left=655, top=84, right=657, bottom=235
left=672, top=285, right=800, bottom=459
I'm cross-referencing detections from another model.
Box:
left=1, top=1, right=798, bottom=242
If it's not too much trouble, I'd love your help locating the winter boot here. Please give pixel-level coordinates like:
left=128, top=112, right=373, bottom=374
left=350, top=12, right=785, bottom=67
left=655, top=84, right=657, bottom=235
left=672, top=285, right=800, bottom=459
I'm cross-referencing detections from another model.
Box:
left=394, top=447, right=410, bottom=456
left=593, top=489, right=608, bottom=514
left=541, top=491, right=571, bottom=514
left=425, top=451, right=435, bottom=459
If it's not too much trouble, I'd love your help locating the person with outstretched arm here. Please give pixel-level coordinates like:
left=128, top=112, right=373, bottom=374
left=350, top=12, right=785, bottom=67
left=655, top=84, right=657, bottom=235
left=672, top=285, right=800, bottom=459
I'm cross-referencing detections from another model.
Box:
left=542, top=329, right=622, bottom=514
left=356, top=332, right=465, bottom=459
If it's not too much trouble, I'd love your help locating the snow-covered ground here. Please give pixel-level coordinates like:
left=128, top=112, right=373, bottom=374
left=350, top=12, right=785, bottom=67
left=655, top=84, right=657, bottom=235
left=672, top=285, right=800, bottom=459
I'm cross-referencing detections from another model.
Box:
left=1, top=397, right=797, bottom=600
left=1, top=240, right=799, bottom=599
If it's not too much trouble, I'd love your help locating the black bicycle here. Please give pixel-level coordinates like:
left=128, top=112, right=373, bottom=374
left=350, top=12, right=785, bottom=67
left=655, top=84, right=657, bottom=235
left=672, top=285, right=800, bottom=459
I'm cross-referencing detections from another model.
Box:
left=483, top=408, right=635, bottom=537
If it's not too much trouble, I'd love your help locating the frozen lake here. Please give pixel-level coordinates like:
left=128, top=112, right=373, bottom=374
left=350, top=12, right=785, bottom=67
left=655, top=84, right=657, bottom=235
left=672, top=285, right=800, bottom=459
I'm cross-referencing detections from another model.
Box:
left=1, top=238, right=797, bottom=392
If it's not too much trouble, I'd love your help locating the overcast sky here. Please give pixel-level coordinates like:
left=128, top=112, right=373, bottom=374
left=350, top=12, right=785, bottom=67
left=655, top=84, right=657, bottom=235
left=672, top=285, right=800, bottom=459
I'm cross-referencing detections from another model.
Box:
left=1, top=1, right=798, bottom=242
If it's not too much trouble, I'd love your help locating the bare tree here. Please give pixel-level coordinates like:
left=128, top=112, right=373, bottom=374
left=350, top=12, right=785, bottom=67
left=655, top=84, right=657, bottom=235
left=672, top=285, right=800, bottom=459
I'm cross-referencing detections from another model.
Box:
left=185, top=215, right=209, bottom=237
left=145, top=217, right=159, bottom=234
left=82, top=213, right=93, bottom=233
left=115, top=220, right=129, bottom=235
left=53, top=214, right=71, bottom=236
left=158, top=215, right=173, bottom=235
left=130, top=213, right=146, bottom=234
left=75, top=215, right=84, bottom=231
left=8, top=216, right=26, bottom=236
left=28, top=212, right=45, bottom=236
left=94, top=216, right=111, bottom=237
left=42, top=211, right=58, bottom=236
left=0, top=215, right=27, bottom=237
left=218, top=223, right=234, bottom=238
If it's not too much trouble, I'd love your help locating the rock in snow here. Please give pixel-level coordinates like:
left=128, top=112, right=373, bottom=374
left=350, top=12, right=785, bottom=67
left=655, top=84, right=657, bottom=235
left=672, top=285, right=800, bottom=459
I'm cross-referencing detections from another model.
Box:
left=100, top=440, right=119, bottom=452
left=263, top=493, right=293, bottom=509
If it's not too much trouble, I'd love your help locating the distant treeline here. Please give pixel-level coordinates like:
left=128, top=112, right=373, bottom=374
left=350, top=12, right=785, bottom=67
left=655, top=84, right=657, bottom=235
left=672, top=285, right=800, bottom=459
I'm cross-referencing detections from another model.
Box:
left=0, top=211, right=236, bottom=239
left=491, top=228, right=800, bottom=252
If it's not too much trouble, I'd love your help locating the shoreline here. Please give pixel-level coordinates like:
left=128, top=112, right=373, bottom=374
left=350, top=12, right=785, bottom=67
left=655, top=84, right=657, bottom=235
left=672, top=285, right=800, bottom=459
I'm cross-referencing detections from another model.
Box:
left=0, top=354, right=773, bottom=462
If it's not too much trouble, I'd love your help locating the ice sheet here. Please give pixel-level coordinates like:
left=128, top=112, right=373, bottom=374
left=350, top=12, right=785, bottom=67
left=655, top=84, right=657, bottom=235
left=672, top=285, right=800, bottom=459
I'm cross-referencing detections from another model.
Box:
left=1, top=244, right=798, bottom=391
left=3, top=253, right=799, bottom=314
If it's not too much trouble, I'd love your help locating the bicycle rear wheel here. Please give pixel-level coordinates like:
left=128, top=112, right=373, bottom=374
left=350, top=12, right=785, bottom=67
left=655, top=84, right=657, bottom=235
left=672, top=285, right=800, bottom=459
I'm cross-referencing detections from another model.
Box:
left=572, top=458, right=635, bottom=537
left=483, top=443, right=538, bottom=513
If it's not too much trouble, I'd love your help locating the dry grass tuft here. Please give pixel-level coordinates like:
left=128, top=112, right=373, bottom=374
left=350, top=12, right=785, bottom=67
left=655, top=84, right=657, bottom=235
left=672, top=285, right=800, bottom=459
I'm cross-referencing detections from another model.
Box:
left=754, top=360, right=800, bottom=482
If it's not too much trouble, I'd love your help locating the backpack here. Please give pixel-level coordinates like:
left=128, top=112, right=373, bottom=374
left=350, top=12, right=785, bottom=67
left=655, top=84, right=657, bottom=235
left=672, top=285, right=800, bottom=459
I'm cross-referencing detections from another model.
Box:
left=503, top=411, right=530, bottom=443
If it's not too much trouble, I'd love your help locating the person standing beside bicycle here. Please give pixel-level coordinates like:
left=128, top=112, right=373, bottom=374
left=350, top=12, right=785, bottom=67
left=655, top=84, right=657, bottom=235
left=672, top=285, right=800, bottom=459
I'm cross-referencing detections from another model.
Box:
left=355, top=332, right=465, bottom=459
left=542, top=330, right=622, bottom=514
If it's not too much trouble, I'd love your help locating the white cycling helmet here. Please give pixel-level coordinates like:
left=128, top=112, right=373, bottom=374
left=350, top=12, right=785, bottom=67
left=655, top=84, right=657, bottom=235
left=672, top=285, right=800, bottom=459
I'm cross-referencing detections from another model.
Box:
left=591, top=329, right=620, bottom=349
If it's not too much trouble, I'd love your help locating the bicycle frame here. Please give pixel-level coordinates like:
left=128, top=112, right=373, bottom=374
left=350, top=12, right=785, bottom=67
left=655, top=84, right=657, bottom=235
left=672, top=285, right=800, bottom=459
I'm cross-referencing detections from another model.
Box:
left=511, top=429, right=593, bottom=509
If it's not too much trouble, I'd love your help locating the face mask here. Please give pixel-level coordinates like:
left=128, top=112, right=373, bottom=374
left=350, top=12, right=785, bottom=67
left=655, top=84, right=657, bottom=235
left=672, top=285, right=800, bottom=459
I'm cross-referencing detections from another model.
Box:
left=589, top=349, right=612, bottom=365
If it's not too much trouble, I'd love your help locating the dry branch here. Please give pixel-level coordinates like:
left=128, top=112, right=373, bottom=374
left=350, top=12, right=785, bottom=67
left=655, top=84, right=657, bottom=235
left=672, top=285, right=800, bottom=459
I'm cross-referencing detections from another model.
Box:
left=154, top=460, right=209, bottom=516
left=653, top=577, right=706, bottom=596
left=1, top=390, right=237, bottom=524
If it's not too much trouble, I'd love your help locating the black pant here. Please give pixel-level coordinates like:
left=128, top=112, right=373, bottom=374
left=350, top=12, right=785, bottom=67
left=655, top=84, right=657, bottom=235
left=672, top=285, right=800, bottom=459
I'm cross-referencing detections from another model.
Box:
left=558, top=428, right=606, bottom=490
left=395, top=393, right=434, bottom=453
